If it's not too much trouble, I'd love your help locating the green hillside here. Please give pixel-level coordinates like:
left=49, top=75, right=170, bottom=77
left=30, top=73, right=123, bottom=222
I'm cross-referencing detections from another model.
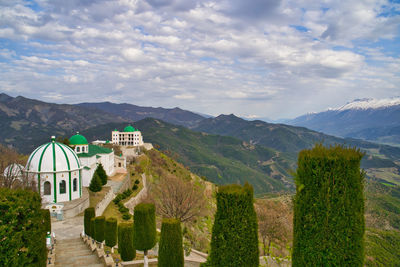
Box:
left=81, top=119, right=295, bottom=194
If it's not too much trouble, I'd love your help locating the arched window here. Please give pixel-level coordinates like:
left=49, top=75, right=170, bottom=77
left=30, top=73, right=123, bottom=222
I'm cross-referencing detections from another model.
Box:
left=77, top=147, right=80, bottom=152
left=73, top=178, right=77, bottom=192
left=60, top=180, right=66, bottom=194
left=44, top=181, right=51, bottom=195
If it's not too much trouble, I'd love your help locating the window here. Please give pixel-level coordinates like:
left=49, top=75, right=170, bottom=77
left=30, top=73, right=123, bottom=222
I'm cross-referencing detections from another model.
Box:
left=73, top=178, right=77, bottom=192
left=44, top=181, right=51, bottom=195
left=118, top=162, right=121, bottom=167
left=60, top=180, right=66, bottom=194
left=77, top=147, right=80, bottom=152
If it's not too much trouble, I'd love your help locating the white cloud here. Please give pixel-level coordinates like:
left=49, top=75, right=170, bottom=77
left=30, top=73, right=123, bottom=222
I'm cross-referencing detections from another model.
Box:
left=0, top=0, right=398, bottom=119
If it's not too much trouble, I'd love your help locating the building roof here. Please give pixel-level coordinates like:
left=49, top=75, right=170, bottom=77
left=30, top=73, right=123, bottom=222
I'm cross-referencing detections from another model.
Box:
left=4, top=163, right=24, bottom=177
left=25, top=137, right=81, bottom=174
left=124, top=125, right=136, bottom=132
left=77, top=144, right=113, bottom=158
left=69, top=132, right=88, bottom=145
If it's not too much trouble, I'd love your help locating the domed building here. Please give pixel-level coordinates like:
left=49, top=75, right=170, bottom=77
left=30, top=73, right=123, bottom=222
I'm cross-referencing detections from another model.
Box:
left=112, top=124, right=144, bottom=146
left=69, top=132, right=115, bottom=187
left=25, top=136, right=82, bottom=204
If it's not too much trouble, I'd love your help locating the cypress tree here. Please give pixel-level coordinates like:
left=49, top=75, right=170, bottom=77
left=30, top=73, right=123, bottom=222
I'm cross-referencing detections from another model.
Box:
left=96, top=163, right=108, bottom=185
left=41, top=209, right=51, bottom=233
left=118, top=223, right=135, bottom=261
left=105, top=217, right=118, bottom=248
left=94, top=216, right=105, bottom=243
left=84, top=207, right=95, bottom=237
left=133, top=203, right=156, bottom=264
left=90, top=218, right=95, bottom=240
left=292, top=144, right=365, bottom=266
left=89, top=172, right=102, bottom=192
left=158, top=218, right=184, bottom=267
left=203, top=183, right=259, bottom=267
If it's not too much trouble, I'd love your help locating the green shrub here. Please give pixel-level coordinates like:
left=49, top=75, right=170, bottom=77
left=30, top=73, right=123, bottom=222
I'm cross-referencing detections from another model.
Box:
left=84, top=207, right=95, bottom=236
left=133, top=203, right=157, bottom=254
left=89, top=172, right=102, bottom=192
left=41, top=209, right=51, bottom=233
left=96, top=163, right=108, bottom=185
left=292, top=144, right=365, bottom=267
left=118, top=223, right=135, bottom=261
left=203, top=183, right=258, bottom=267
left=94, top=216, right=105, bottom=243
left=0, top=188, right=47, bottom=266
left=135, top=179, right=140, bottom=184
left=122, top=213, right=131, bottom=220
left=90, top=218, right=95, bottom=240
left=158, top=218, right=184, bottom=267
left=132, top=184, right=138, bottom=190
left=105, top=217, right=117, bottom=248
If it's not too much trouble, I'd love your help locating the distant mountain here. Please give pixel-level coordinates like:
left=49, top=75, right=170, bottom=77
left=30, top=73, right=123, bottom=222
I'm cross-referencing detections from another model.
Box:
left=80, top=118, right=295, bottom=194
left=76, top=102, right=205, bottom=128
left=288, top=98, right=400, bottom=145
left=0, top=93, right=127, bottom=153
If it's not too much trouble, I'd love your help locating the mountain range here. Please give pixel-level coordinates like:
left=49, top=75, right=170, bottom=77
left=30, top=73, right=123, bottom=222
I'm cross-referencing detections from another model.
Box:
left=288, top=98, right=400, bottom=145
left=1, top=93, right=400, bottom=193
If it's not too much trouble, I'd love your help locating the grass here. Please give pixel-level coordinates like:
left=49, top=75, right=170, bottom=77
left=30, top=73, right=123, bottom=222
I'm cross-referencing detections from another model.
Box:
left=89, top=186, right=111, bottom=208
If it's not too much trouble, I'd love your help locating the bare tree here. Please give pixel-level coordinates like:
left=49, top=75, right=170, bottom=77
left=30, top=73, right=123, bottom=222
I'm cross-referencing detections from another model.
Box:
left=0, top=144, right=36, bottom=190
left=152, top=173, right=206, bottom=222
left=255, top=199, right=292, bottom=256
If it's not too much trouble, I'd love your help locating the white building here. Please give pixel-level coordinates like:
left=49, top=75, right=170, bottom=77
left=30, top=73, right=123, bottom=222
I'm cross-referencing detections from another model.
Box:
left=69, top=133, right=115, bottom=187
left=112, top=125, right=144, bottom=146
left=25, top=137, right=83, bottom=204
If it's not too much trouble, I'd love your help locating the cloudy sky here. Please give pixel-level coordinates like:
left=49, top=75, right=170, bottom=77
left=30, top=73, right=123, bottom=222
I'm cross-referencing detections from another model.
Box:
left=0, top=0, right=399, bottom=119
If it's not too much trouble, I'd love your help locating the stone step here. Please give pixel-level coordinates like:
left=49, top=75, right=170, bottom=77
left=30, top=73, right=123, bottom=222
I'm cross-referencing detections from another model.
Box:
left=55, top=238, right=104, bottom=267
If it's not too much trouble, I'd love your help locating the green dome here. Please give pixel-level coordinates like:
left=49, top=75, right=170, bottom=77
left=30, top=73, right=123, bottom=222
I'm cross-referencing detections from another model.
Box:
left=69, top=132, right=88, bottom=145
left=124, top=125, right=135, bottom=132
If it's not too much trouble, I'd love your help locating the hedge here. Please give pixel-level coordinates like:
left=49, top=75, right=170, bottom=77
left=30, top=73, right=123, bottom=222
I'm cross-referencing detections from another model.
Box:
left=133, top=203, right=157, bottom=252
left=202, top=183, right=259, bottom=267
left=292, top=144, right=365, bottom=266
left=41, top=209, right=51, bottom=233
left=0, top=188, right=47, bottom=266
left=90, top=218, right=95, bottom=240
left=84, top=207, right=95, bottom=237
left=118, top=223, right=135, bottom=261
left=158, top=218, right=184, bottom=267
left=105, top=217, right=118, bottom=248
left=94, top=216, right=105, bottom=243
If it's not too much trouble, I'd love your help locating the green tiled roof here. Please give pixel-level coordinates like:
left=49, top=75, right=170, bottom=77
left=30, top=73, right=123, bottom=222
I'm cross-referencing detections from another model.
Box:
left=124, top=125, right=135, bottom=132
left=70, top=133, right=88, bottom=145
left=77, top=144, right=112, bottom=158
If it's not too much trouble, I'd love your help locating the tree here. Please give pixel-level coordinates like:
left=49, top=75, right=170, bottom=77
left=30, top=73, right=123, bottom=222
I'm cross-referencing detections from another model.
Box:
left=203, top=183, right=259, bottom=267
left=95, top=163, right=108, bottom=185
left=152, top=173, right=205, bottom=222
left=118, top=223, right=135, bottom=261
left=158, top=218, right=184, bottom=267
left=292, top=144, right=365, bottom=266
left=84, top=207, right=95, bottom=237
left=89, top=172, right=102, bottom=192
left=255, top=200, right=291, bottom=256
left=0, top=188, right=47, bottom=266
left=0, top=144, right=35, bottom=190
left=41, top=209, right=51, bottom=234
left=105, top=217, right=118, bottom=249
left=94, top=216, right=105, bottom=243
left=134, top=203, right=156, bottom=267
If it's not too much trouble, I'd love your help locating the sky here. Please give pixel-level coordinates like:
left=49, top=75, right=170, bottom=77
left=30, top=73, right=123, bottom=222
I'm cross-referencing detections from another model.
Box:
left=0, top=0, right=399, bottom=120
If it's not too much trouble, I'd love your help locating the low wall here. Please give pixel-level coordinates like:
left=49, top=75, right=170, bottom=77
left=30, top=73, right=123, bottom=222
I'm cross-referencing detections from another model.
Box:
left=124, top=173, right=148, bottom=213
left=118, top=173, right=132, bottom=193
left=95, top=187, right=115, bottom=216
left=62, top=187, right=90, bottom=219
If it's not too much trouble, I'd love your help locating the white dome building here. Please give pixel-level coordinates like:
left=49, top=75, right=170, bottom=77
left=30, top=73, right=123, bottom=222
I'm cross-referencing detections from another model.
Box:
left=25, top=136, right=83, bottom=204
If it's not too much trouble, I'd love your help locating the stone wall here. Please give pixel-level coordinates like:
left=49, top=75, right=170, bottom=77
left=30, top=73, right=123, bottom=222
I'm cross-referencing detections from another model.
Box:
left=95, top=186, right=115, bottom=216
left=62, top=187, right=90, bottom=219
left=124, top=173, right=148, bottom=213
left=117, top=173, right=132, bottom=193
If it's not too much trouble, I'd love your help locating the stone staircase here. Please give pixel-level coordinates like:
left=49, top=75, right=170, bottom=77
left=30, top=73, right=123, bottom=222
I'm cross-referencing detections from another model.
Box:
left=55, top=238, right=105, bottom=267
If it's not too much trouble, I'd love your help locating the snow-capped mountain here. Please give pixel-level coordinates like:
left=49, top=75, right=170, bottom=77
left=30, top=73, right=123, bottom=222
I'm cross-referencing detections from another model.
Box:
left=288, top=98, right=400, bottom=145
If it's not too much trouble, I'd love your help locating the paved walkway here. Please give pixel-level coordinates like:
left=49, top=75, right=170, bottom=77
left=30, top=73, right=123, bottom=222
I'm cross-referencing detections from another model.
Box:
left=52, top=215, right=84, bottom=240
left=55, top=238, right=104, bottom=267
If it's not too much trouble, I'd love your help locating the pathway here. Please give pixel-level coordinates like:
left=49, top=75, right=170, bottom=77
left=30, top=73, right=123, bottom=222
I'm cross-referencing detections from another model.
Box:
left=55, top=238, right=104, bottom=267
